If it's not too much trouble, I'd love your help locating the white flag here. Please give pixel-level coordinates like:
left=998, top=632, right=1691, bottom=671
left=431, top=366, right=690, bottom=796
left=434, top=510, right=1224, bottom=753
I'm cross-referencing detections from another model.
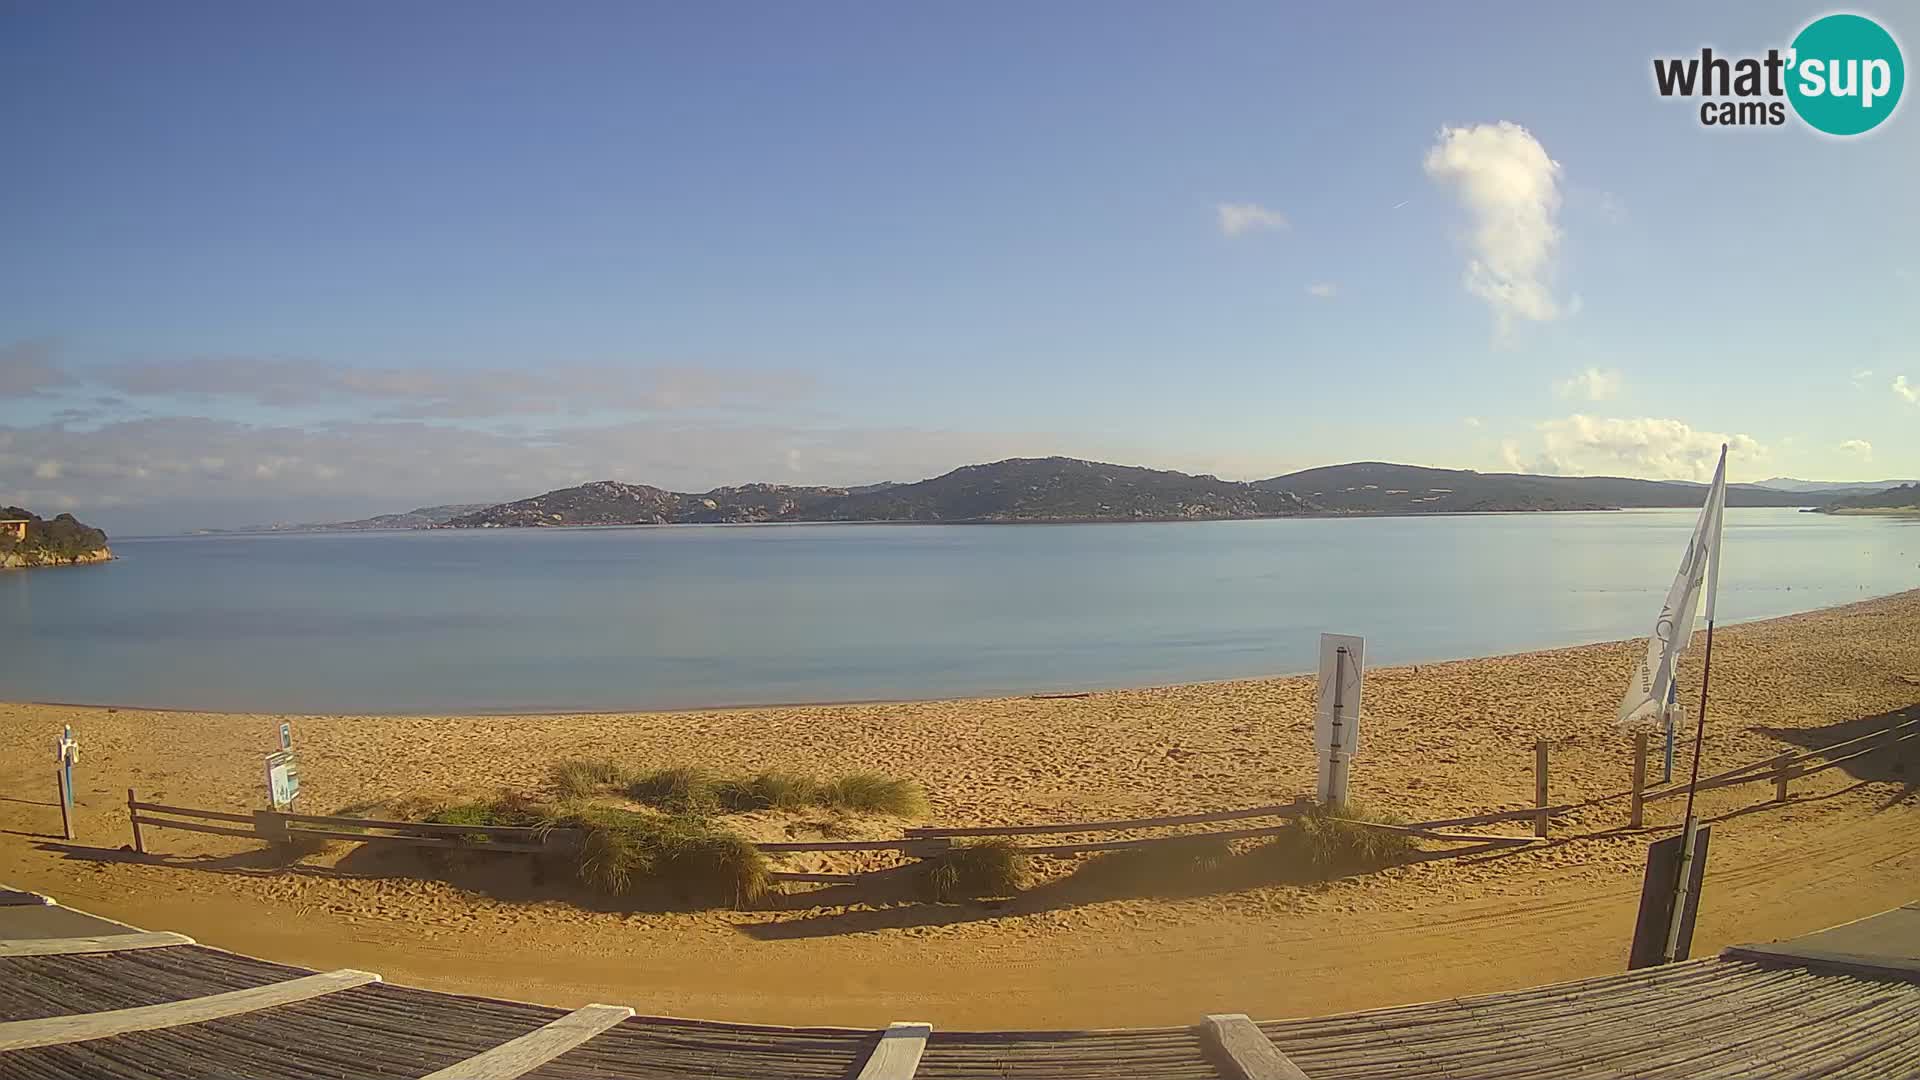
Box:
left=1618, top=445, right=1729, bottom=730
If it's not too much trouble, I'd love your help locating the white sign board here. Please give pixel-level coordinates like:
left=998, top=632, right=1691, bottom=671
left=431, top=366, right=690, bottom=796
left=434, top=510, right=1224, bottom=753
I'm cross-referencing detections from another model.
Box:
left=266, top=750, right=301, bottom=810
left=1315, top=633, right=1365, bottom=807
left=1314, top=633, right=1365, bottom=756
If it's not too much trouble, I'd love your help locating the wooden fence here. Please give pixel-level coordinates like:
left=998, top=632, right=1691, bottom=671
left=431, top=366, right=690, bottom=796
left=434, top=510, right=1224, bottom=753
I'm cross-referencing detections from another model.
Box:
left=1626, top=712, right=1920, bottom=827
left=120, top=714, right=1914, bottom=889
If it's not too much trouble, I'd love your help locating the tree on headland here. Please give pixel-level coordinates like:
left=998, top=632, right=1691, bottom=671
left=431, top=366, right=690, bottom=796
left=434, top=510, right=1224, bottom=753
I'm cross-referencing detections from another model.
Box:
left=1, top=507, right=111, bottom=565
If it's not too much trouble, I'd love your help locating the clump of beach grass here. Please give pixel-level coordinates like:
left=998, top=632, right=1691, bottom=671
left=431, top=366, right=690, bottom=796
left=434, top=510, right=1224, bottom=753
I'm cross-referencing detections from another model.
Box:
left=627, top=766, right=720, bottom=813
left=820, top=773, right=928, bottom=816
left=549, top=759, right=634, bottom=799
left=621, top=765, right=927, bottom=818
left=1261, top=803, right=1416, bottom=875
left=915, top=839, right=1029, bottom=902
left=540, top=802, right=769, bottom=907
left=712, top=771, right=822, bottom=812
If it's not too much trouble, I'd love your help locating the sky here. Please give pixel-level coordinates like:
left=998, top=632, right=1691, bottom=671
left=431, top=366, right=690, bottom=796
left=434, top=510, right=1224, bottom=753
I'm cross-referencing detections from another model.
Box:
left=2, top=2, right=1916, bottom=534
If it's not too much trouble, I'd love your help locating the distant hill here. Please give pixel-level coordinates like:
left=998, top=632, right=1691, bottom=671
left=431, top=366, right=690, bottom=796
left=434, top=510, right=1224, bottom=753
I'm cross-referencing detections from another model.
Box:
left=202, top=503, right=494, bottom=534
left=1251, top=462, right=1815, bottom=513
left=1754, top=477, right=1915, bottom=495
left=1818, top=483, right=1920, bottom=514
left=307, top=503, right=494, bottom=530
left=446, top=458, right=1315, bottom=527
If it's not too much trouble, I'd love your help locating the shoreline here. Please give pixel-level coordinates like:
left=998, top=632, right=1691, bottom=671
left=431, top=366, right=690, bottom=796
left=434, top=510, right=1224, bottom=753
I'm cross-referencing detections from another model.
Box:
left=13, top=585, right=1914, bottom=719
left=4, top=588, right=1917, bottom=1026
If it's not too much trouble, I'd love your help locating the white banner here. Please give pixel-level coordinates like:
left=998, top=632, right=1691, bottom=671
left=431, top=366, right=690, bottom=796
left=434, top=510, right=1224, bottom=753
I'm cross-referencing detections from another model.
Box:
left=1618, top=446, right=1728, bottom=731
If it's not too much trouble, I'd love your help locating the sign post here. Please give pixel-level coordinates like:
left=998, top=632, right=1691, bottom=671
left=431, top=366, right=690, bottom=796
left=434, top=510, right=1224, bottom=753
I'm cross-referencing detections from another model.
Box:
left=54, top=726, right=79, bottom=841
left=1315, top=634, right=1365, bottom=808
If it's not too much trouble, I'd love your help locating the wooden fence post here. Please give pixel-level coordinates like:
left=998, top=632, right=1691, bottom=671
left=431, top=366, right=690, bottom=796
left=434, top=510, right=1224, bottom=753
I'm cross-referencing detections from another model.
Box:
left=127, top=789, right=144, bottom=854
left=1534, top=741, right=1550, bottom=839
left=1772, top=752, right=1794, bottom=803
left=1630, top=733, right=1648, bottom=829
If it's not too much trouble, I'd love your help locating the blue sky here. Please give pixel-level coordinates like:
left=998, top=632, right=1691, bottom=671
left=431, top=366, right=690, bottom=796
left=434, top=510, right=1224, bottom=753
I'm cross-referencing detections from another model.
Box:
left=2, top=2, right=1915, bottom=532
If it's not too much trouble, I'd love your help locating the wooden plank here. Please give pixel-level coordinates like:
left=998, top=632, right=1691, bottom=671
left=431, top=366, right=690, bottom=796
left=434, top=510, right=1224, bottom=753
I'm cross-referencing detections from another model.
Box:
left=418, top=1003, right=634, bottom=1080
left=276, top=827, right=551, bottom=853
left=128, top=802, right=258, bottom=824
left=0, top=931, right=194, bottom=957
left=1201, top=1013, right=1311, bottom=1080
left=1534, top=741, right=1550, bottom=838
left=769, top=871, right=862, bottom=885
left=854, top=1021, right=931, bottom=1080
left=1010, top=822, right=1299, bottom=855
left=132, top=816, right=259, bottom=840
left=755, top=839, right=948, bottom=853
left=1396, top=804, right=1573, bottom=830
left=0, top=968, right=380, bottom=1051
left=905, top=800, right=1308, bottom=838
left=1331, top=818, right=1535, bottom=844
left=1631, top=732, right=1648, bottom=829
left=273, top=810, right=551, bottom=841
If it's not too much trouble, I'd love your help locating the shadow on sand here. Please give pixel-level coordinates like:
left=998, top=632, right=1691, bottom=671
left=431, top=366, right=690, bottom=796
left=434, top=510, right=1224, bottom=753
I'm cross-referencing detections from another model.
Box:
left=1756, top=702, right=1918, bottom=811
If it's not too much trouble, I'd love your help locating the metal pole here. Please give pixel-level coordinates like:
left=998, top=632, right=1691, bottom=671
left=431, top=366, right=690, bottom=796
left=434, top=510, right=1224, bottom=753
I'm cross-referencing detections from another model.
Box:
left=1663, top=620, right=1717, bottom=963
left=57, top=769, right=72, bottom=841
left=1328, top=647, right=1348, bottom=808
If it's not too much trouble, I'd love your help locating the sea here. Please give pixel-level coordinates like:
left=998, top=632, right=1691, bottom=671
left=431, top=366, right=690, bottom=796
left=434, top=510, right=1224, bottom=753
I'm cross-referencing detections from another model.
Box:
left=1, top=507, right=1914, bottom=714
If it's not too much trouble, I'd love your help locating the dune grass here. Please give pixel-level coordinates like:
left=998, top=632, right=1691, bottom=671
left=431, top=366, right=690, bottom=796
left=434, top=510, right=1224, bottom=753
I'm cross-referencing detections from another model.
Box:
left=1260, top=803, right=1417, bottom=874
left=411, top=794, right=769, bottom=907
left=549, top=759, right=634, bottom=799
left=618, top=766, right=928, bottom=818
left=914, top=839, right=1029, bottom=902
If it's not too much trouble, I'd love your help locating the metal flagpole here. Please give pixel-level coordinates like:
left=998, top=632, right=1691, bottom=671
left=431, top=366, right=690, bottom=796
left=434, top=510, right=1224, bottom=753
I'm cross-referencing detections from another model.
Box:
left=1663, top=443, right=1726, bottom=964
left=1663, top=682, right=1677, bottom=785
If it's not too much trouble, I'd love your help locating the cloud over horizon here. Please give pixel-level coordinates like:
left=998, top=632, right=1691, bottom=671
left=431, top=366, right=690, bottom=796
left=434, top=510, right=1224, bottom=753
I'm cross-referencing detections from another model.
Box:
left=1504, top=414, right=1761, bottom=481
left=1555, top=367, right=1622, bottom=401
left=1423, top=121, right=1566, bottom=335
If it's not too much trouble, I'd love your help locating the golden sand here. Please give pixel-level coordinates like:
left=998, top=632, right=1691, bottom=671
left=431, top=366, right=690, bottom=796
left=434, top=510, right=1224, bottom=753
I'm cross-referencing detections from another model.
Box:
left=2, top=591, right=1917, bottom=1027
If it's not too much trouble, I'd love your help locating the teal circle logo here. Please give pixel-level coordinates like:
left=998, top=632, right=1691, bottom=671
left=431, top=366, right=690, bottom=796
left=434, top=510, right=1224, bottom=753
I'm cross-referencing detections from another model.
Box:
left=1787, top=14, right=1904, bottom=135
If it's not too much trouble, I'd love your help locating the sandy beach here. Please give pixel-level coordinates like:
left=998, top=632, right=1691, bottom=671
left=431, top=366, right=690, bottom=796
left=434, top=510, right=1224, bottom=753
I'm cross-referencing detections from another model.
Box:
left=2, top=590, right=1917, bottom=1029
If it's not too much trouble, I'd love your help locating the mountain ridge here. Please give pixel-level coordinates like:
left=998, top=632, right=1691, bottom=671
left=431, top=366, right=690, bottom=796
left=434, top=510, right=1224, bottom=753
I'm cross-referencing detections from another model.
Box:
left=214, top=458, right=1894, bottom=533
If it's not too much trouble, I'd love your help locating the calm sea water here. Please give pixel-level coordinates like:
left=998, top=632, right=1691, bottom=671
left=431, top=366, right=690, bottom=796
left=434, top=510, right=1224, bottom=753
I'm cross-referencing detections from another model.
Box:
left=1, top=509, right=1914, bottom=714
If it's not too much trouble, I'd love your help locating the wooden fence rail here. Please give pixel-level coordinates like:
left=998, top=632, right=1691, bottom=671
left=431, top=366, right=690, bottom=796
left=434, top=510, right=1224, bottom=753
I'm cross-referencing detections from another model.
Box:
left=1632, top=714, right=1919, bottom=814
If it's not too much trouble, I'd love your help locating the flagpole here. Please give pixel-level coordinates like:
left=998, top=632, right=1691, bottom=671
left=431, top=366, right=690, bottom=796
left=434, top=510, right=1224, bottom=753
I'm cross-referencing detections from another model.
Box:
left=1663, top=443, right=1726, bottom=964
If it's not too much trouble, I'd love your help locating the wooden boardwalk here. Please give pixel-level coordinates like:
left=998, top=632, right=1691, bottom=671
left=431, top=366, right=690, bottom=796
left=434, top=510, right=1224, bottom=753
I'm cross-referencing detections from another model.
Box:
left=1, top=885, right=1916, bottom=1078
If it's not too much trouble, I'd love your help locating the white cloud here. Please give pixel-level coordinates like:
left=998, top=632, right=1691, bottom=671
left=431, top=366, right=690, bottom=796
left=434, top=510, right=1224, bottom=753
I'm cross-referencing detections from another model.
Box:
left=1839, top=439, right=1873, bottom=462
left=1216, top=202, right=1289, bottom=237
left=1852, top=368, right=1874, bottom=386
left=1510, top=415, right=1763, bottom=481
left=1422, top=122, right=1565, bottom=335
left=1463, top=416, right=1484, bottom=428
left=1305, top=282, right=1339, bottom=299
left=1554, top=367, right=1623, bottom=401
left=1895, top=375, right=1919, bottom=404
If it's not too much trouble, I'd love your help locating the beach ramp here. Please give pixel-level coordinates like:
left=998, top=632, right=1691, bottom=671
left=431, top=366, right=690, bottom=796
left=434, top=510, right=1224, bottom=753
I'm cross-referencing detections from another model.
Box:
left=2, top=886, right=1918, bottom=1078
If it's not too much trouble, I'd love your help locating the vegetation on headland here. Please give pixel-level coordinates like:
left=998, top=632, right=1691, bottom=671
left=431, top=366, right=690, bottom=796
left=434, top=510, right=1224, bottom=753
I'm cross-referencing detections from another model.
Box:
left=433, top=457, right=1839, bottom=530
left=1819, top=483, right=1920, bottom=515
left=0, top=506, right=111, bottom=568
